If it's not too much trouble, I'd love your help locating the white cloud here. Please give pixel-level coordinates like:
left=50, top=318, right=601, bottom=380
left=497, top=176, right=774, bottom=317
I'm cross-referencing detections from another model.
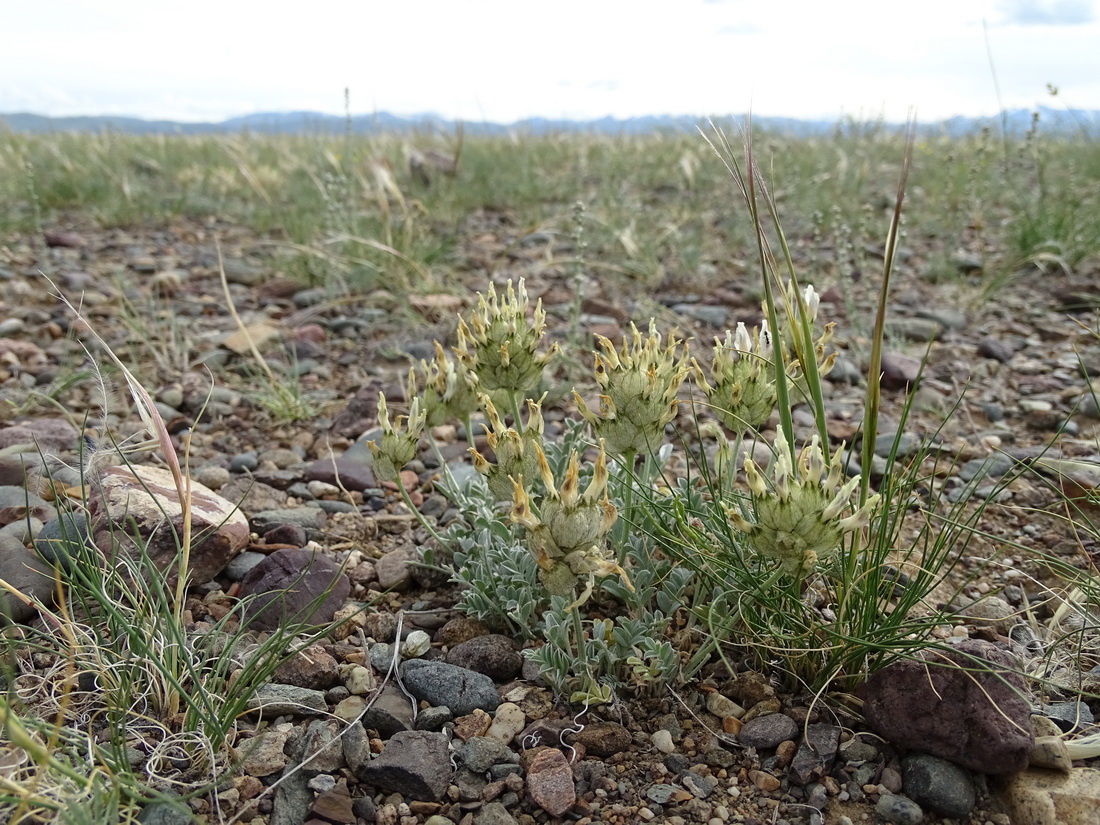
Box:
left=1, top=0, right=1097, bottom=123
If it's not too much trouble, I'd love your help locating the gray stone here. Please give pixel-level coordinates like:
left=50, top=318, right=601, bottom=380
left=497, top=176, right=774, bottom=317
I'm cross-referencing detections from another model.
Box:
left=299, top=720, right=346, bottom=775
left=246, top=683, right=328, bottom=718
left=681, top=771, right=717, bottom=798
left=473, top=801, right=520, bottom=825
left=672, top=304, right=728, bottom=327
left=33, top=512, right=92, bottom=567
left=249, top=507, right=326, bottom=534
left=356, top=730, right=452, bottom=801
left=790, top=724, right=841, bottom=785
left=361, top=684, right=415, bottom=738
left=238, top=548, right=350, bottom=631
left=459, top=736, right=518, bottom=773
left=223, top=550, right=265, bottom=581
left=739, top=713, right=799, bottom=749
left=875, top=793, right=924, bottom=825
left=271, top=764, right=313, bottom=825
left=401, top=659, right=501, bottom=715
left=902, top=752, right=976, bottom=818
left=305, top=457, right=375, bottom=492
left=0, top=535, right=56, bottom=622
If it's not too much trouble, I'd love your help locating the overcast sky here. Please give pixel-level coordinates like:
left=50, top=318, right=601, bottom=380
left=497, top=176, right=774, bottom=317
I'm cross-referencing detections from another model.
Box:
left=2, top=0, right=1097, bottom=124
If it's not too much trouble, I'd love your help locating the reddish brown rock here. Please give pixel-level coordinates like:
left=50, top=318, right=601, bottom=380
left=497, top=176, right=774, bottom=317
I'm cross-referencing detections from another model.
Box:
left=863, top=639, right=1033, bottom=774
left=526, top=747, right=576, bottom=817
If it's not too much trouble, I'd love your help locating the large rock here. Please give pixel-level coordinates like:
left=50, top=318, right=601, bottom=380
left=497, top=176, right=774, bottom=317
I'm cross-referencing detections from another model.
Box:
left=999, top=767, right=1100, bottom=825
left=238, top=548, right=350, bottom=631
left=355, top=730, right=452, bottom=801
left=863, top=639, right=1033, bottom=774
left=89, top=464, right=248, bottom=586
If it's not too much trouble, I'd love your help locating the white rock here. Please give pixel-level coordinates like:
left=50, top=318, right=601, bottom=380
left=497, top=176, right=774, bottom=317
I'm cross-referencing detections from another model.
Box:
left=651, top=729, right=676, bottom=754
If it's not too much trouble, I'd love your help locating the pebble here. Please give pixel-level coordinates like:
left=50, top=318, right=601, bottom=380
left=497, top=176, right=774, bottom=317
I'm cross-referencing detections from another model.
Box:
left=875, top=793, right=924, bottom=825
left=651, top=729, right=676, bottom=754
left=738, top=713, right=799, bottom=749
left=902, top=752, right=977, bottom=818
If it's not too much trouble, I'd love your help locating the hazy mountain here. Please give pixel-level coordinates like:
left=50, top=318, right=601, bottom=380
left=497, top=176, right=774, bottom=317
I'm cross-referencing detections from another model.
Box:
left=1, top=107, right=1096, bottom=137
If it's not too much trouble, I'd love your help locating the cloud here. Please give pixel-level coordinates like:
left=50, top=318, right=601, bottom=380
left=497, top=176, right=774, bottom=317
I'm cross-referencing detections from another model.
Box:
left=995, top=0, right=1095, bottom=24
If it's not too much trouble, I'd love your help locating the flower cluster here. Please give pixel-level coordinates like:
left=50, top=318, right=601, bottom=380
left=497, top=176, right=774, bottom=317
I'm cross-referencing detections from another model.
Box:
left=510, top=440, right=629, bottom=605
left=727, top=426, right=879, bottom=576
left=694, top=322, right=777, bottom=433
left=367, top=394, right=426, bottom=482
left=409, top=341, right=480, bottom=427
left=455, top=278, right=559, bottom=398
left=468, top=394, right=546, bottom=500
left=776, top=282, right=837, bottom=384
left=573, top=321, right=690, bottom=457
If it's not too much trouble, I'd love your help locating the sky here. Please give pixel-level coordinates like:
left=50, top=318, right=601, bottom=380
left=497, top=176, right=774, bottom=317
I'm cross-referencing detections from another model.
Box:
left=2, top=0, right=1098, bottom=124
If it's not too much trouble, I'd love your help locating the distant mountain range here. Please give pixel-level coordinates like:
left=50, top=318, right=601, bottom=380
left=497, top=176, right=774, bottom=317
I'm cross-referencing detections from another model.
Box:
left=2, top=107, right=1097, bottom=138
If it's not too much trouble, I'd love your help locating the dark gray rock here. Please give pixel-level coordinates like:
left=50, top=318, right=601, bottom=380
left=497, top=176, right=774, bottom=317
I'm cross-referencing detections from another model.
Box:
left=790, top=724, right=841, bottom=785
left=875, top=793, right=924, bottom=825
left=400, top=659, right=501, bottom=715
left=445, top=634, right=522, bottom=681
left=238, top=548, right=350, bottom=631
left=33, top=512, right=92, bottom=567
left=863, top=639, right=1034, bottom=774
left=901, top=752, right=976, bottom=818
left=459, top=736, right=518, bottom=773
left=1041, top=700, right=1094, bottom=733
left=361, top=684, right=415, bottom=738
left=271, top=763, right=312, bottom=825
left=978, top=337, right=1015, bottom=363
left=738, top=713, right=799, bottom=749
left=298, top=720, right=346, bottom=776
left=355, top=730, right=452, bottom=801
left=0, top=535, right=56, bottom=622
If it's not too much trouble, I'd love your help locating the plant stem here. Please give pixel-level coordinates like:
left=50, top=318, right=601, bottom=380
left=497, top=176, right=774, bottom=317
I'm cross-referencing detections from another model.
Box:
left=397, top=481, right=447, bottom=546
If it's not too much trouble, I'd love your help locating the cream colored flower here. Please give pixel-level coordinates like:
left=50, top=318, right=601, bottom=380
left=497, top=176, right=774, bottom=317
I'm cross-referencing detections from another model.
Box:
left=573, top=321, right=689, bottom=457
left=454, top=279, right=559, bottom=397
left=367, top=394, right=426, bottom=482
left=775, top=282, right=837, bottom=383
left=409, top=341, right=480, bottom=427
left=727, top=426, right=879, bottom=576
left=468, top=393, right=545, bottom=500
left=694, top=321, right=777, bottom=433
left=510, top=440, right=629, bottom=604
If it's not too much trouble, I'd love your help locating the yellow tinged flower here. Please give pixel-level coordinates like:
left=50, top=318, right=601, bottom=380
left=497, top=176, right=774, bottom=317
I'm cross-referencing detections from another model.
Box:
left=409, top=341, right=480, bottom=427
left=509, top=440, right=629, bottom=604
left=468, top=394, right=545, bottom=500
left=574, top=321, right=689, bottom=457
left=694, top=321, right=777, bottom=433
left=728, top=426, right=879, bottom=577
left=368, top=394, right=426, bottom=482
left=454, top=278, right=559, bottom=397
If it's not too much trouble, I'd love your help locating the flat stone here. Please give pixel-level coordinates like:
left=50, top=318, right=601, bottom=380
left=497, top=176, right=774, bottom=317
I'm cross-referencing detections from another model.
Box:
left=238, top=548, right=350, bottom=631
left=400, top=659, right=501, bottom=716
left=525, top=748, right=575, bottom=816
left=739, top=713, right=799, bottom=750
left=0, top=535, right=56, bottom=622
left=356, top=730, right=452, bottom=802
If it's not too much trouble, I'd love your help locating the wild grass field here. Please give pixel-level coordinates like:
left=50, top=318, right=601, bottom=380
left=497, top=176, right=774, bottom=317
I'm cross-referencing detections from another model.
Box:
left=0, top=118, right=1099, bottom=825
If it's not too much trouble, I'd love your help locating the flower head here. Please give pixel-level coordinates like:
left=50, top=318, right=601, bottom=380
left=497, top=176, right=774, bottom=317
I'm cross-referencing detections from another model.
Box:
left=727, top=426, right=879, bottom=576
left=694, top=321, right=777, bottom=433
left=454, top=279, right=559, bottom=397
left=774, top=282, right=837, bottom=383
left=510, top=440, right=629, bottom=604
left=573, top=321, right=689, bottom=457
left=468, top=393, right=545, bottom=500
left=367, top=394, right=426, bottom=482
left=409, top=341, right=480, bottom=427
